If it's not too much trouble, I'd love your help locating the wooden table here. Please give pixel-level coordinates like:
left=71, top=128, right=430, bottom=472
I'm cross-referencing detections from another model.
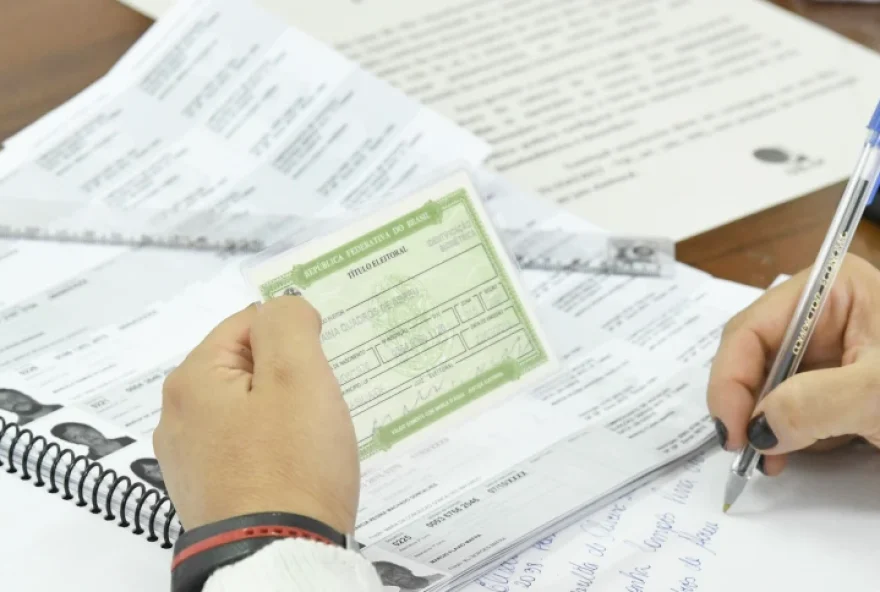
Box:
left=2, top=0, right=880, bottom=288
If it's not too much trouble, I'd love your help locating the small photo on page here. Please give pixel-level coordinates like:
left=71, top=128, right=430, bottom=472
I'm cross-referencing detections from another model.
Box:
left=360, top=547, right=450, bottom=592
left=0, top=372, right=65, bottom=427
left=27, top=405, right=137, bottom=462
left=101, top=440, right=167, bottom=492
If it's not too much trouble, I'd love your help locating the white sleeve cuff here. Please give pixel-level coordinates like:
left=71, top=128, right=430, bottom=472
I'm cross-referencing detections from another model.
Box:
left=203, top=538, right=385, bottom=592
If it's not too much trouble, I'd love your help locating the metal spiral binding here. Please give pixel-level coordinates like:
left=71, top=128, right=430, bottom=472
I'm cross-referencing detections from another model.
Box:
left=0, top=416, right=179, bottom=549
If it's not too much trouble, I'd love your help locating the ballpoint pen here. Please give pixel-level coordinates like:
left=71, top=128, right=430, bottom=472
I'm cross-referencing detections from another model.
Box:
left=723, top=99, right=880, bottom=513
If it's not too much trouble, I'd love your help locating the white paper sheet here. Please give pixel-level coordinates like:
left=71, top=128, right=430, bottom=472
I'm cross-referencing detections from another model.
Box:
left=117, top=0, right=880, bottom=240
left=0, top=475, right=170, bottom=591
left=0, top=0, right=491, bottom=250
left=462, top=445, right=880, bottom=591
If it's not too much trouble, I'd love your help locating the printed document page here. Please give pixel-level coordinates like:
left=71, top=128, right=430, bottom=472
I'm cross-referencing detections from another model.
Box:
left=0, top=0, right=489, bottom=249
left=0, top=169, right=766, bottom=590
left=0, top=0, right=489, bottom=379
left=120, top=0, right=880, bottom=240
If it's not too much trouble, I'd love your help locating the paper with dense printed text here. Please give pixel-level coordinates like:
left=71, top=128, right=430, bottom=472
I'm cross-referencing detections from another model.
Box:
left=116, top=0, right=880, bottom=240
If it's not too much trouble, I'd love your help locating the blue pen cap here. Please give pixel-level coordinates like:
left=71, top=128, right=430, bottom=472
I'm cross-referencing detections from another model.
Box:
left=869, top=99, right=880, bottom=134
left=866, top=99, right=880, bottom=207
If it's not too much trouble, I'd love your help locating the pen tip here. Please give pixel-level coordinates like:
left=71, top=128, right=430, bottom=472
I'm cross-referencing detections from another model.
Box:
left=723, top=472, right=747, bottom=514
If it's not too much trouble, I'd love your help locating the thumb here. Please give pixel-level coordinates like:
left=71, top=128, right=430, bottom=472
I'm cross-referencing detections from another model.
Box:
left=249, top=296, right=328, bottom=392
left=746, top=364, right=879, bottom=455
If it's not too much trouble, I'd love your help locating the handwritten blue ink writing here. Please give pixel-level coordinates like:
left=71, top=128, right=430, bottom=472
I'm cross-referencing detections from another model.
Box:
left=569, top=560, right=599, bottom=591
left=670, top=576, right=698, bottom=592
left=620, top=565, right=652, bottom=592
left=533, top=535, right=556, bottom=551
left=477, top=556, right=518, bottom=592
left=679, top=556, right=702, bottom=572
left=676, top=522, right=719, bottom=555
left=580, top=501, right=628, bottom=540
left=661, top=479, right=695, bottom=506
left=684, top=453, right=706, bottom=473
left=625, top=513, right=675, bottom=553
left=514, top=562, right=544, bottom=588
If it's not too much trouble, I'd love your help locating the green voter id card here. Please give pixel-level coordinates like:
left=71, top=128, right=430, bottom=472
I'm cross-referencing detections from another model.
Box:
left=243, top=170, right=557, bottom=459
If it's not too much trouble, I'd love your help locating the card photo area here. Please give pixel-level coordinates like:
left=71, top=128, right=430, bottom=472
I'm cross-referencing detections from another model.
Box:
left=0, top=383, right=64, bottom=426
left=361, top=546, right=449, bottom=591
left=99, top=439, right=167, bottom=493
left=27, top=406, right=138, bottom=463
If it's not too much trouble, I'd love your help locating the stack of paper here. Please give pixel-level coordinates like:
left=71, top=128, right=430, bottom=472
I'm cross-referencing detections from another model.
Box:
left=118, top=0, right=880, bottom=240
left=0, top=0, right=488, bottom=249
left=2, top=0, right=880, bottom=590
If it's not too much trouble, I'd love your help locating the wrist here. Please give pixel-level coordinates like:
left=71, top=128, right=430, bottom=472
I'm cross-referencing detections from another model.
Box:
left=170, top=511, right=358, bottom=592
left=183, top=489, right=357, bottom=535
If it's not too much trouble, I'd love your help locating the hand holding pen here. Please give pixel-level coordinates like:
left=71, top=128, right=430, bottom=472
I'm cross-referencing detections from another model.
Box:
left=707, top=100, right=880, bottom=512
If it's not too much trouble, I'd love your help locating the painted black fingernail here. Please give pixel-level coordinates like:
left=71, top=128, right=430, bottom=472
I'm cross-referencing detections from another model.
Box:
left=747, top=413, right=778, bottom=450
left=713, top=418, right=728, bottom=449
left=757, top=455, right=767, bottom=475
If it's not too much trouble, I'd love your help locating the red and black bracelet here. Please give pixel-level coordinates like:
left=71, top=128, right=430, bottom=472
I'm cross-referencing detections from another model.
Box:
left=171, top=512, right=356, bottom=592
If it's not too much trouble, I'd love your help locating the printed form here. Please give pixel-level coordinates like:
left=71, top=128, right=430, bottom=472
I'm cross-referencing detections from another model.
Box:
left=0, top=166, right=765, bottom=590
left=0, top=0, right=487, bottom=376
left=120, top=0, right=880, bottom=239
left=0, top=0, right=489, bottom=248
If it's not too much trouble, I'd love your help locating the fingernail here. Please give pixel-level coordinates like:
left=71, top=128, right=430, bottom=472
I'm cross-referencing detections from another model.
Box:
left=713, top=418, right=728, bottom=449
left=746, top=413, right=778, bottom=450
left=757, top=455, right=767, bottom=475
